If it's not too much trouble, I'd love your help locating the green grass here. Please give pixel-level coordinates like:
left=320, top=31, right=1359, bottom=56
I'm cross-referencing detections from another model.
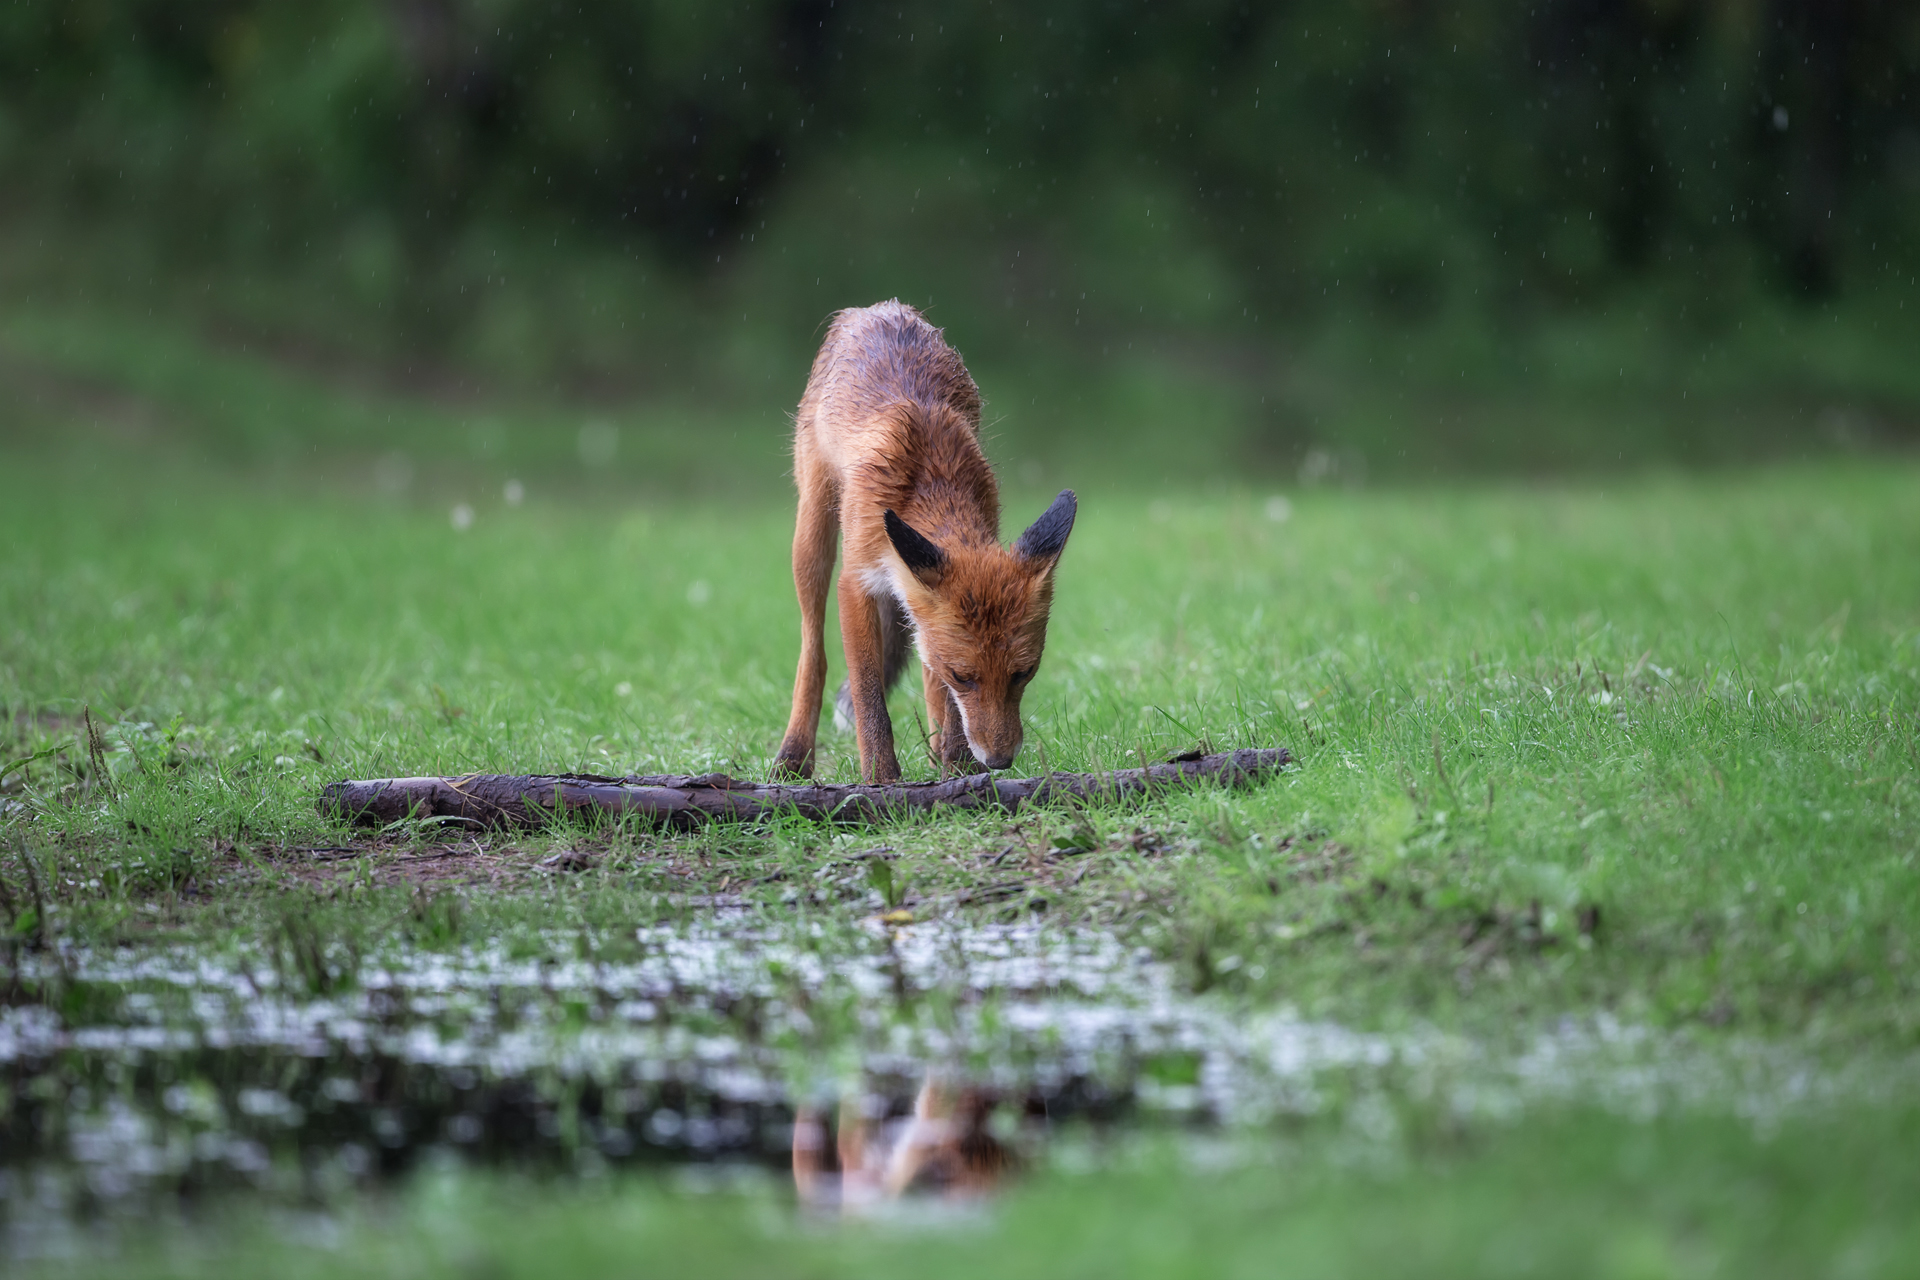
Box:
left=9, top=218, right=1920, bottom=492
left=4, top=313, right=1920, bottom=1270
left=4, top=422, right=1916, bottom=1039
left=25, top=1108, right=1920, bottom=1279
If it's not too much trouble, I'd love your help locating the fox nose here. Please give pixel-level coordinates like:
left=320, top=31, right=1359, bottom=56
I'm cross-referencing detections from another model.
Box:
left=973, top=742, right=1018, bottom=770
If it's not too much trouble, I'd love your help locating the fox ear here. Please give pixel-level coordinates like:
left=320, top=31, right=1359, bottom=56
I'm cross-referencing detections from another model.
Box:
left=885, top=509, right=947, bottom=584
left=1015, top=489, right=1077, bottom=565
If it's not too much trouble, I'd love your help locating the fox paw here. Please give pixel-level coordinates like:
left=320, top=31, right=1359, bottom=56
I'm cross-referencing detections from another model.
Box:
left=770, top=744, right=815, bottom=781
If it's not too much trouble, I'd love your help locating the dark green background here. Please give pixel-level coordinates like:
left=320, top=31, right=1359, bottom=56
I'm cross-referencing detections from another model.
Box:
left=4, top=0, right=1918, bottom=474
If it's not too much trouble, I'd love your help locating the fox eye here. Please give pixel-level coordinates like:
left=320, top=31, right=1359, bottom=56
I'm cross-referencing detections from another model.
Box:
left=947, top=669, right=979, bottom=691
left=1011, top=668, right=1035, bottom=685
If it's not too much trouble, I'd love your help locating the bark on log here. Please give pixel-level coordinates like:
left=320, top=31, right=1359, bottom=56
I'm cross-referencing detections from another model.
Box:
left=317, top=747, right=1289, bottom=831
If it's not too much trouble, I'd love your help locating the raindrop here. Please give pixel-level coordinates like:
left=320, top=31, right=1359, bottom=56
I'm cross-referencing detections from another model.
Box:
left=1773, top=105, right=1789, bottom=131
left=504, top=479, right=526, bottom=506
left=1264, top=495, right=1293, bottom=523
left=468, top=421, right=505, bottom=458
left=450, top=504, right=475, bottom=531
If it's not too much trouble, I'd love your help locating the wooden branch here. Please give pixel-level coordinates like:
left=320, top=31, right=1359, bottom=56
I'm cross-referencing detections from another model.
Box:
left=317, top=747, right=1290, bottom=831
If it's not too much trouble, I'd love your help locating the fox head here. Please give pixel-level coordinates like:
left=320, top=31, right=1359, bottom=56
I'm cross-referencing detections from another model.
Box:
left=884, top=490, right=1077, bottom=770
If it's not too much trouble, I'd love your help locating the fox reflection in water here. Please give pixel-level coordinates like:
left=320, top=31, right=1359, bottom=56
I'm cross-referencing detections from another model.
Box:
left=791, top=1077, right=1030, bottom=1209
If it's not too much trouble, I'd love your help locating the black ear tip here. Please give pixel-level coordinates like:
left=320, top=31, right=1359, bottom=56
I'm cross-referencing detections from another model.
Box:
left=885, top=508, right=947, bottom=577
left=1016, top=488, right=1078, bottom=560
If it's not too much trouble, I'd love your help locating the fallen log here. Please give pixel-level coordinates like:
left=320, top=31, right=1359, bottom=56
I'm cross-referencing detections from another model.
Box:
left=317, top=747, right=1289, bottom=831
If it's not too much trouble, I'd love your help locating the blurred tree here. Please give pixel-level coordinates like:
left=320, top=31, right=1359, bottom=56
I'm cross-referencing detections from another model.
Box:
left=0, top=0, right=1913, bottom=316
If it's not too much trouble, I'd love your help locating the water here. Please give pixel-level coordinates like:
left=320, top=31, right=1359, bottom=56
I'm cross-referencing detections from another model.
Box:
left=4, top=918, right=1914, bottom=1246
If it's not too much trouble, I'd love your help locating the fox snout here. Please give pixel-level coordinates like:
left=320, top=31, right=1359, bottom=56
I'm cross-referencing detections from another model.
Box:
left=949, top=680, right=1029, bottom=770
left=970, top=730, right=1020, bottom=772
left=943, top=687, right=1023, bottom=770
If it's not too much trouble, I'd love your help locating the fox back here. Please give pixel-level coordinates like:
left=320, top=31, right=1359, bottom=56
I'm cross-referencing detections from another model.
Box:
left=775, top=302, right=1076, bottom=783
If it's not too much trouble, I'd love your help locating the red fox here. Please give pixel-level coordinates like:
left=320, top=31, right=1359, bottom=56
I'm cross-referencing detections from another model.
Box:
left=773, top=300, right=1076, bottom=783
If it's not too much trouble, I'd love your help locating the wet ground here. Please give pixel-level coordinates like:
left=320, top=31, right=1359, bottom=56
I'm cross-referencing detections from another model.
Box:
left=5, top=916, right=1917, bottom=1253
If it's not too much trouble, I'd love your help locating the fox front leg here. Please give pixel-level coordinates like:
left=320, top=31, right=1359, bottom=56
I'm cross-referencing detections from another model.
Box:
left=921, top=660, right=984, bottom=776
left=774, top=453, right=840, bottom=780
left=838, top=575, right=903, bottom=784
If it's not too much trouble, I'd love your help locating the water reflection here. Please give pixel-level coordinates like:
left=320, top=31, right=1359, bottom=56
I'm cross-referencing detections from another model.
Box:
left=2, top=920, right=1910, bottom=1247
left=0, top=921, right=1144, bottom=1236
left=793, top=1077, right=1029, bottom=1210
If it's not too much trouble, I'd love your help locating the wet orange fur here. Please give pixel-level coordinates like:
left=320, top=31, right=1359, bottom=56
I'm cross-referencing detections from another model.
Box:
left=773, top=300, right=1075, bottom=783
